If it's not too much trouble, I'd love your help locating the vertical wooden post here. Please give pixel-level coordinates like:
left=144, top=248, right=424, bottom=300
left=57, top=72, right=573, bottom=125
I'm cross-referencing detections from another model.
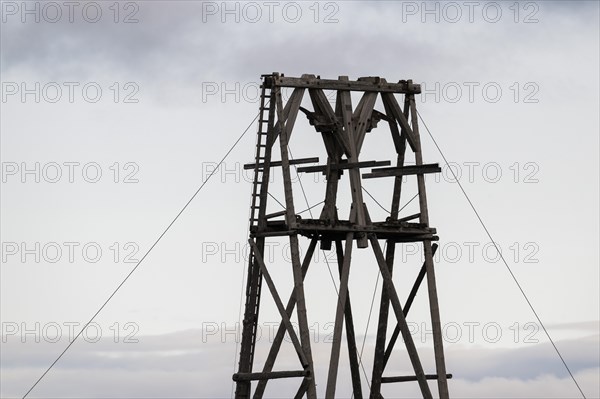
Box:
left=275, top=86, right=317, bottom=399
left=370, top=94, right=410, bottom=398
left=325, top=233, right=354, bottom=397
left=409, top=91, right=449, bottom=399
left=335, top=239, right=363, bottom=398
left=338, top=77, right=368, bottom=248
left=370, top=235, right=433, bottom=399
left=254, top=238, right=318, bottom=398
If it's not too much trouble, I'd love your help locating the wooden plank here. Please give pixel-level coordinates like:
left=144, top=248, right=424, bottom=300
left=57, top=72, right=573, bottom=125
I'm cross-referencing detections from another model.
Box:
left=381, top=92, right=418, bottom=152
left=248, top=238, right=308, bottom=367
left=275, top=87, right=318, bottom=399
left=354, top=92, right=378, bottom=152
left=381, top=85, right=405, bottom=157
left=268, top=87, right=305, bottom=149
left=274, top=75, right=421, bottom=94
left=371, top=157, right=408, bottom=397
left=409, top=93, right=449, bottom=399
left=363, top=164, right=441, bottom=179
left=254, top=238, right=317, bottom=398
left=383, top=244, right=439, bottom=368
left=293, top=378, right=309, bottom=399
left=243, top=157, right=319, bottom=170
left=338, top=79, right=367, bottom=248
left=381, top=374, right=453, bottom=384
left=325, top=232, right=354, bottom=398
left=369, top=235, right=433, bottom=399
left=335, top=239, right=363, bottom=398
left=297, top=160, right=391, bottom=174
left=398, top=213, right=421, bottom=222
left=265, top=210, right=286, bottom=219
left=308, top=88, right=352, bottom=158
left=233, top=370, right=308, bottom=382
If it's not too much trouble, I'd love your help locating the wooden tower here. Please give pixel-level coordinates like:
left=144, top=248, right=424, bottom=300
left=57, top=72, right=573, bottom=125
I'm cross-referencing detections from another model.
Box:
left=233, top=73, right=450, bottom=398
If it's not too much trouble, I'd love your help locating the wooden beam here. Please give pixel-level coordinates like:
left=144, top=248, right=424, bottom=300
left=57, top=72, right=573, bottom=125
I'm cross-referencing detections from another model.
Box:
left=335, top=239, right=363, bottom=398
left=274, top=75, right=421, bottom=94
left=354, top=92, right=378, bottom=152
left=363, top=163, right=441, bottom=179
left=275, top=87, right=318, bottom=399
left=308, top=88, right=352, bottom=158
left=338, top=79, right=368, bottom=248
left=294, top=378, right=309, bottom=399
left=254, top=238, right=318, bottom=398
left=369, top=235, right=433, bottom=399
left=371, top=156, right=408, bottom=397
left=409, top=93, right=450, bottom=399
left=383, top=244, right=439, bottom=369
left=398, top=213, right=421, bottom=222
left=269, top=87, right=305, bottom=149
left=381, top=374, right=453, bottom=383
left=325, top=233, right=354, bottom=398
left=381, top=92, right=418, bottom=152
left=297, top=160, right=391, bottom=174
left=265, top=210, right=286, bottom=220
left=248, top=239, right=308, bottom=367
left=243, top=157, right=319, bottom=170
left=233, top=370, right=308, bottom=382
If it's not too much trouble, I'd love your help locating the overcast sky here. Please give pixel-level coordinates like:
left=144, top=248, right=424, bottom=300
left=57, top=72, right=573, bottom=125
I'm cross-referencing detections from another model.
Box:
left=1, top=1, right=599, bottom=398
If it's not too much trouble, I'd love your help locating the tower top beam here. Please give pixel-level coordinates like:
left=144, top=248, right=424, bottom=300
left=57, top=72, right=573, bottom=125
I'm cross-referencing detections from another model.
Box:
left=268, top=73, right=422, bottom=94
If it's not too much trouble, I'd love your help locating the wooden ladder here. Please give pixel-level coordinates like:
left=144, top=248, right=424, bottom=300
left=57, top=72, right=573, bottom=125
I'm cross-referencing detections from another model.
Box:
left=236, top=74, right=277, bottom=398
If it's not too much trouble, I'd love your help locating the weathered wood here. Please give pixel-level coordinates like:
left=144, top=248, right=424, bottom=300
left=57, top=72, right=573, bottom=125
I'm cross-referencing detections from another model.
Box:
left=265, top=210, right=286, bottom=219
left=363, top=163, right=441, bottom=179
left=233, top=370, right=308, bottom=382
left=325, top=232, right=354, bottom=398
left=381, top=92, right=418, bottom=152
left=268, top=87, right=305, bottom=149
left=381, top=374, right=453, bottom=383
left=338, top=78, right=368, bottom=248
left=237, top=79, right=279, bottom=399
left=335, top=239, right=363, bottom=398
left=254, top=238, right=318, bottom=398
left=248, top=239, right=308, bottom=367
left=275, top=87, right=317, bottom=399
left=275, top=75, right=421, bottom=94
left=308, top=88, right=352, bottom=158
left=370, top=97, right=410, bottom=396
left=398, top=213, right=421, bottom=222
left=239, top=74, right=449, bottom=399
left=297, top=160, right=391, bottom=174
left=353, top=92, right=378, bottom=152
left=243, top=157, right=319, bottom=170
left=294, top=378, right=309, bottom=399
left=369, top=235, right=433, bottom=399
left=384, top=244, right=439, bottom=368
left=409, top=93, right=449, bottom=399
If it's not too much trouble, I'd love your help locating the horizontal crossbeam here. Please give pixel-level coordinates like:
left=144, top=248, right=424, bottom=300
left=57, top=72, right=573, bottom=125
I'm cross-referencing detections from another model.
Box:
left=243, top=157, right=319, bottom=170
left=363, top=163, right=441, bottom=179
left=398, top=213, right=421, bottom=222
left=273, top=75, right=421, bottom=93
left=297, top=160, right=391, bottom=174
left=232, top=370, right=308, bottom=382
left=381, top=374, right=452, bottom=383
